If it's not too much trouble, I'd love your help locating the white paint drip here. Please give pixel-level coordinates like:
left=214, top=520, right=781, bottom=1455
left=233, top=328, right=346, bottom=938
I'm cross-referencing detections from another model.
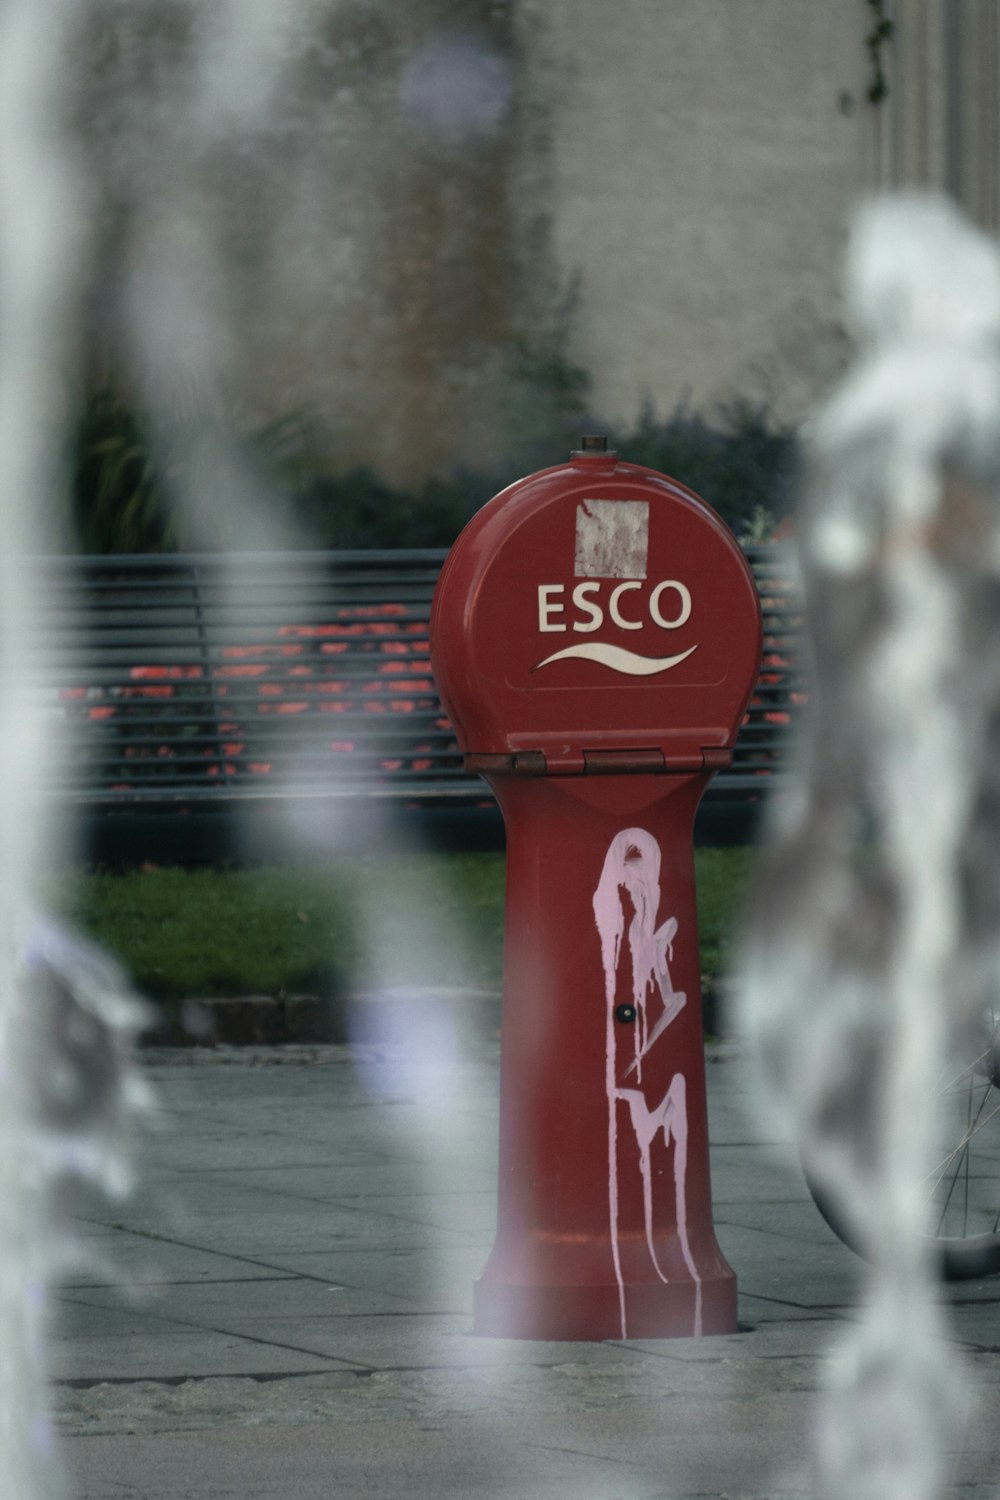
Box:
left=626, top=913, right=685, bottom=1077
left=604, top=977, right=628, bottom=1338
left=593, top=827, right=699, bottom=1336
left=616, top=1077, right=703, bottom=1336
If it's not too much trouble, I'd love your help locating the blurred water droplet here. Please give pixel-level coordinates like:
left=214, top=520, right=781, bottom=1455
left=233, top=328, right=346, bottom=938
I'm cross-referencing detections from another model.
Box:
left=398, top=36, right=512, bottom=140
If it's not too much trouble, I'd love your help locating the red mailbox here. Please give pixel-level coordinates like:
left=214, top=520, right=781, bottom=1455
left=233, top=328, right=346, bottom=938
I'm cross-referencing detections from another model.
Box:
left=430, top=442, right=762, bottom=1340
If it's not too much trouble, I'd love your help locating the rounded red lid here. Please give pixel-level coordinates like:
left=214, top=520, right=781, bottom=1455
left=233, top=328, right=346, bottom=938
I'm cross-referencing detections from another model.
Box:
left=430, top=452, right=762, bottom=767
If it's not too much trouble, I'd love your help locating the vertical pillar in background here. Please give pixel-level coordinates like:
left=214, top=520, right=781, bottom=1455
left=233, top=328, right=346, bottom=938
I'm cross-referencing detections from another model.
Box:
left=878, top=0, right=1000, bottom=232
left=250, top=0, right=547, bottom=490
left=942, top=0, right=965, bottom=205
left=962, top=0, right=1000, bottom=231
left=381, top=1, right=523, bottom=483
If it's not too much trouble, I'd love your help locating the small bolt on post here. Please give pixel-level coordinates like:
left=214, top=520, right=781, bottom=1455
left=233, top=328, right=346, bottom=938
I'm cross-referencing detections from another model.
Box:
left=572, top=434, right=616, bottom=459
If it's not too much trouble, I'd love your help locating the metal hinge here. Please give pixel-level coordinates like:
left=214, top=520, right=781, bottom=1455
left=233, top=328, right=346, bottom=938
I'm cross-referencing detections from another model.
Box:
left=465, top=747, right=733, bottom=777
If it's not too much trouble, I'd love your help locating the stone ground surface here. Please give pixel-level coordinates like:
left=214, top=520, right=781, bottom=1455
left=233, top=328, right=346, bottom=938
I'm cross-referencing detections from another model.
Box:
left=49, top=1038, right=1000, bottom=1499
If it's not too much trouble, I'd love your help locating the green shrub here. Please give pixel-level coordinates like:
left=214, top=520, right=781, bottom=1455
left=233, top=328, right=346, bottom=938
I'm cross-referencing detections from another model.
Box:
left=65, top=372, right=798, bottom=554
left=611, top=397, right=798, bottom=542
left=70, top=383, right=177, bottom=554
left=42, top=849, right=749, bottom=1004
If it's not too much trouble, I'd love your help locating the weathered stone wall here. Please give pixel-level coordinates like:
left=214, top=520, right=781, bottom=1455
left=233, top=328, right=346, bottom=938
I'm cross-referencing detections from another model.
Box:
left=73, top=1, right=545, bottom=486
left=75, top=3, right=996, bottom=488
left=252, top=1, right=536, bottom=485
left=514, top=0, right=871, bottom=431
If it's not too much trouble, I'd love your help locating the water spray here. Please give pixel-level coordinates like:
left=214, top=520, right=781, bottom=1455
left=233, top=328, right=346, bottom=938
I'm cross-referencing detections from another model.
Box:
left=738, top=193, right=1000, bottom=1499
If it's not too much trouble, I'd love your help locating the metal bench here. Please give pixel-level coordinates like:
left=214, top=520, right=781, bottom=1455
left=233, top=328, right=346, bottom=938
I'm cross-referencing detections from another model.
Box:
left=33, top=545, right=804, bottom=862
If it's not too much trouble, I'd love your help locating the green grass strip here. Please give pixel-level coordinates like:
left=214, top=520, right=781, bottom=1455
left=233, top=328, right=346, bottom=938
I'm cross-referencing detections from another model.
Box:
left=41, top=848, right=755, bottom=1006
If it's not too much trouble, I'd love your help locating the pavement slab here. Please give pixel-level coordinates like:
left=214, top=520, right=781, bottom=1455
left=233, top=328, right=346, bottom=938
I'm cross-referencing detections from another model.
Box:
left=39, top=1041, right=1000, bottom=1499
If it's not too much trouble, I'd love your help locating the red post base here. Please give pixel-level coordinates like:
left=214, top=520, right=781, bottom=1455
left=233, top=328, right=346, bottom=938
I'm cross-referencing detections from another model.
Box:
left=474, top=1264, right=736, bottom=1342
left=474, top=770, right=737, bottom=1342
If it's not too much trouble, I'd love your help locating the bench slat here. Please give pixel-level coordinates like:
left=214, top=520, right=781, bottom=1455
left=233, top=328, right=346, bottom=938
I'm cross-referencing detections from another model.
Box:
left=28, top=544, right=804, bottom=812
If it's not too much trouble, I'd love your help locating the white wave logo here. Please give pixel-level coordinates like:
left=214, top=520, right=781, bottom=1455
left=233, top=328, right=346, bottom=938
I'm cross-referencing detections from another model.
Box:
left=532, top=642, right=699, bottom=676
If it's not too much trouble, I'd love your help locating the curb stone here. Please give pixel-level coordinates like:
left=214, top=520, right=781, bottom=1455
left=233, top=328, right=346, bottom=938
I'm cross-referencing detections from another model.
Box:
left=140, top=980, right=727, bottom=1049
left=138, top=1037, right=740, bottom=1067
left=141, top=988, right=505, bottom=1048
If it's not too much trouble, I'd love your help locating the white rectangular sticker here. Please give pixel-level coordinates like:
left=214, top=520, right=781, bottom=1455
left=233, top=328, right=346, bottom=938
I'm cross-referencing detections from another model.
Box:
left=574, top=499, right=649, bottom=579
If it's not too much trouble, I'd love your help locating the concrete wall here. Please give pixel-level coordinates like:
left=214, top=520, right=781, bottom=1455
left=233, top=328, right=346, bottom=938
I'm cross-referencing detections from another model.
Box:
left=77, top=0, right=545, bottom=488
left=84, top=3, right=989, bottom=487
left=516, top=0, right=872, bottom=431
